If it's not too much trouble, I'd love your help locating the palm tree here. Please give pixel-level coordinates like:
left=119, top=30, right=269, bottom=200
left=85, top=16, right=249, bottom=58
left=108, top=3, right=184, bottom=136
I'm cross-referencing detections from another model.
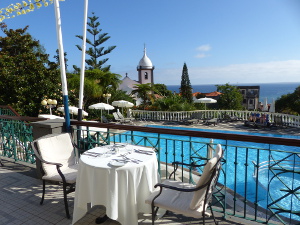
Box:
left=131, top=83, right=155, bottom=106
left=67, top=73, right=102, bottom=108
left=85, top=69, right=121, bottom=99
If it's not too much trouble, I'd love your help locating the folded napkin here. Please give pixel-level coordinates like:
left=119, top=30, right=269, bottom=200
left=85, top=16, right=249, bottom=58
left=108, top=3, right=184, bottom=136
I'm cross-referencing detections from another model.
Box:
left=134, top=149, right=154, bottom=155
left=117, top=154, right=142, bottom=164
left=83, top=151, right=102, bottom=157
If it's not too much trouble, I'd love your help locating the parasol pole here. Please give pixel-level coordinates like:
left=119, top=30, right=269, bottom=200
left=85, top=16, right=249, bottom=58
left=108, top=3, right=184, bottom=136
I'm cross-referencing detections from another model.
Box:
left=78, top=0, right=89, bottom=121
left=53, top=0, right=70, bottom=132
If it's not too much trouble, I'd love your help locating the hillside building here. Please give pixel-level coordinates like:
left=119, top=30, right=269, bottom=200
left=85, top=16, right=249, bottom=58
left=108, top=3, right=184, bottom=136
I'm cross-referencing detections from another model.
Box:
left=237, top=86, right=260, bottom=110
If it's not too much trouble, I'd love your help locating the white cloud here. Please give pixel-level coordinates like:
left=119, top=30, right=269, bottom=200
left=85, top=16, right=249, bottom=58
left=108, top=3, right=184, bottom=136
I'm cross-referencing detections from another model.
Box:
left=155, top=60, right=300, bottom=85
left=196, top=44, right=211, bottom=52
left=195, top=53, right=208, bottom=58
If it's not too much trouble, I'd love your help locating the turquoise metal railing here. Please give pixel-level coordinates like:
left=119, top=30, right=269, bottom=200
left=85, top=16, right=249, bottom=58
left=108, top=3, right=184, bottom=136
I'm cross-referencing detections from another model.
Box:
left=0, top=112, right=299, bottom=224
left=71, top=121, right=300, bottom=225
left=0, top=118, right=36, bottom=164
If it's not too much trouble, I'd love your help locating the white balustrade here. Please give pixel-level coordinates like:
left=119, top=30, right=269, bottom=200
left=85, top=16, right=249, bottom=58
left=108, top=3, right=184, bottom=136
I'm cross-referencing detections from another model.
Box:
left=132, top=110, right=300, bottom=128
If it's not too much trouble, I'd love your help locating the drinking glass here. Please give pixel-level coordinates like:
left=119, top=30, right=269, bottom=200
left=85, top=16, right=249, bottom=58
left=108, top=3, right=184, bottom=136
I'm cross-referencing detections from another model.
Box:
left=104, top=146, right=113, bottom=157
left=125, top=140, right=133, bottom=154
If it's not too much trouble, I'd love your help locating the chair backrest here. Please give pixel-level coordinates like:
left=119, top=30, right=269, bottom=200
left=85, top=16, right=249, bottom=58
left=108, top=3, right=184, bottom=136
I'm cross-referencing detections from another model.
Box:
left=101, top=116, right=109, bottom=123
left=113, top=112, right=121, bottom=121
left=117, top=111, right=125, bottom=119
left=189, top=144, right=223, bottom=210
left=32, top=133, right=76, bottom=176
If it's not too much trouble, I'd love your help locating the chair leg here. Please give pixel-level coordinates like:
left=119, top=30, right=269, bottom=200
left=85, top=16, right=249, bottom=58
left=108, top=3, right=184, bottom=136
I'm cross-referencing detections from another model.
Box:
left=209, top=205, right=218, bottom=225
left=40, top=180, right=46, bottom=205
left=151, top=205, right=159, bottom=225
left=62, top=182, right=71, bottom=219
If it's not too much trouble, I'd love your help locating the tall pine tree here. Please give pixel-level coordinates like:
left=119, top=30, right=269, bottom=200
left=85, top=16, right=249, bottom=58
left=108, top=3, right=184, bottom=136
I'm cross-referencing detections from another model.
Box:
left=180, top=63, right=193, bottom=103
left=75, top=12, right=116, bottom=72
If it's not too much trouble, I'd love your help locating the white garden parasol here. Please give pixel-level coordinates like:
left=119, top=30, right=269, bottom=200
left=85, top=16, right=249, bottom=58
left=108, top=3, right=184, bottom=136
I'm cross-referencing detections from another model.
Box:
left=194, top=97, right=217, bottom=110
left=112, top=100, right=134, bottom=108
left=269, top=98, right=276, bottom=113
left=263, top=97, right=268, bottom=112
left=112, top=100, right=134, bottom=117
left=57, top=106, right=88, bottom=117
left=88, top=103, right=115, bottom=122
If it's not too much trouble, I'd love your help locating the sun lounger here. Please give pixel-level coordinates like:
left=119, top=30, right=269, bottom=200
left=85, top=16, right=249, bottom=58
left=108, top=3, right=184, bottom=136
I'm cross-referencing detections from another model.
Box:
left=204, top=118, right=218, bottom=126
left=116, top=111, right=134, bottom=121
left=222, top=114, right=239, bottom=122
left=182, top=118, right=199, bottom=125
left=182, top=114, right=199, bottom=125
left=113, top=112, right=132, bottom=124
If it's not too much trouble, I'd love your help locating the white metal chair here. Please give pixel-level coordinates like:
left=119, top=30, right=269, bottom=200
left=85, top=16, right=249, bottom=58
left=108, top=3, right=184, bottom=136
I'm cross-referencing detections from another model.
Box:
left=146, top=144, right=223, bottom=224
left=31, top=133, right=80, bottom=219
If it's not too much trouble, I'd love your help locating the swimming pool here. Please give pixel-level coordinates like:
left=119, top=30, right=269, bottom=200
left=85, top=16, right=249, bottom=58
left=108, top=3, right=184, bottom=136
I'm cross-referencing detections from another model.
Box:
left=118, top=125, right=300, bottom=222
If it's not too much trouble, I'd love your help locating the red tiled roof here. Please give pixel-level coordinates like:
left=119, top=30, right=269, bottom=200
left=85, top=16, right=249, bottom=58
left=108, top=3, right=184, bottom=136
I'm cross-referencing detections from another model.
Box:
left=204, top=91, right=222, bottom=97
left=192, top=92, right=202, bottom=96
left=154, top=94, right=164, bottom=99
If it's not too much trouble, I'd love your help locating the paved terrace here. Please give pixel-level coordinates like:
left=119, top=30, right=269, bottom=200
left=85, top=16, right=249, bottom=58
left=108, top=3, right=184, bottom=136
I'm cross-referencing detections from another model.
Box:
left=1, top=120, right=297, bottom=225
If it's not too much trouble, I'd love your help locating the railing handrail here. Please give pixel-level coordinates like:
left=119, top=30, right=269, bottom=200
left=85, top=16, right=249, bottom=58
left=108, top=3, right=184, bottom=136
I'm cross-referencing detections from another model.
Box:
left=0, top=115, right=47, bottom=122
left=1, top=114, right=299, bottom=147
left=0, top=105, right=21, bottom=116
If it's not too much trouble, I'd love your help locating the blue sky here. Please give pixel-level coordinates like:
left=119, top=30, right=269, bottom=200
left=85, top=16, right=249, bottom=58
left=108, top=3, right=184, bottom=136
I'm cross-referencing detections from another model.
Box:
left=1, top=0, right=300, bottom=85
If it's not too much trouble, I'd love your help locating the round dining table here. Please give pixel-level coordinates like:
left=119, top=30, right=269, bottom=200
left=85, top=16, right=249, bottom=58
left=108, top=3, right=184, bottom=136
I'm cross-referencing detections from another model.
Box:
left=72, top=144, right=160, bottom=225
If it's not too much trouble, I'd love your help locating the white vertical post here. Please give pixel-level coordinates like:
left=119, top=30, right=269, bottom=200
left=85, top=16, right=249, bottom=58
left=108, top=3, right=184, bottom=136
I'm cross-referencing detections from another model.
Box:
left=78, top=0, right=89, bottom=121
left=53, top=0, right=70, bottom=131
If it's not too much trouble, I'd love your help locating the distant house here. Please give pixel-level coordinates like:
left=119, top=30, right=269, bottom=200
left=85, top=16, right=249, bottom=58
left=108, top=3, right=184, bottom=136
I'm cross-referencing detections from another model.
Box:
left=237, top=86, right=260, bottom=110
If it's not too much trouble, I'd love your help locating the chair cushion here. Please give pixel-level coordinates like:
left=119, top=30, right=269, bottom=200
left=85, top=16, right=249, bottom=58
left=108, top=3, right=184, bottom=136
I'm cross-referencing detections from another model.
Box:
left=42, top=164, right=78, bottom=183
left=37, top=133, right=76, bottom=178
left=189, top=156, right=218, bottom=210
left=145, top=180, right=210, bottom=218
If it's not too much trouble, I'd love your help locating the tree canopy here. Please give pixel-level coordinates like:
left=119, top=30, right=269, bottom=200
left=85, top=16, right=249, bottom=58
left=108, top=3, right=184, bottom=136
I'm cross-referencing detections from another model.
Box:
left=275, top=86, right=300, bottom=115
left=0, top=25, right=62, bottom=116
left=216, top=83, right=243, bottom=110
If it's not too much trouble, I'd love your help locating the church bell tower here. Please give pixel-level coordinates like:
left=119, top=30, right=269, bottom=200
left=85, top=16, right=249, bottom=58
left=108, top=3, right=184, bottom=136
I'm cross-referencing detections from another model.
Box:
left=137, top=46, right=154, bottom=84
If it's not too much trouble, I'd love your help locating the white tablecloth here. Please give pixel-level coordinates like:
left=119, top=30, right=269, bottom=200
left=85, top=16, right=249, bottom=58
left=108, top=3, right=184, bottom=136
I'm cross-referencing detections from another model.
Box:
left=72, top=145, right=159, bottom=225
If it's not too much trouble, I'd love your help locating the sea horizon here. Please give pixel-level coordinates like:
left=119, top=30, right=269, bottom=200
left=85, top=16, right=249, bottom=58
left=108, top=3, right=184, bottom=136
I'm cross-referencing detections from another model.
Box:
left=167, top=81, right=300, bottom=103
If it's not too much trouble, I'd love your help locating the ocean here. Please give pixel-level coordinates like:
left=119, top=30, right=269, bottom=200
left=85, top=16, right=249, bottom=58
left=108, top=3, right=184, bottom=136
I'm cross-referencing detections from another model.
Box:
left=167, top=82, right=300, bottom=102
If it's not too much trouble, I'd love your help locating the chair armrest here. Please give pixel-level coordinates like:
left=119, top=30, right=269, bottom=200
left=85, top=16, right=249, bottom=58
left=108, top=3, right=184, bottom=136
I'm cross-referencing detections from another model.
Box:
left=154, top=182, right=199, bottom=193
left=172, top=161, right=206, bottom=167
left=169, top=161, right=207, bottom=179
left=40, top=159, right=63, bottom=167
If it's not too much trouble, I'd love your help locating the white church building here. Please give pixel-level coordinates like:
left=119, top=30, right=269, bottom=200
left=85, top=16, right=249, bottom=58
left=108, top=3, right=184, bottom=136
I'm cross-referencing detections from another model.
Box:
left=118, top=47, right=154, bottom=105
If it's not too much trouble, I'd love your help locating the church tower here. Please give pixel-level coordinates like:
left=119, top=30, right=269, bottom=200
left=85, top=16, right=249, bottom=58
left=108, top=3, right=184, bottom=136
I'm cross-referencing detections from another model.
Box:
left=137, top=47, right=154, bottom=84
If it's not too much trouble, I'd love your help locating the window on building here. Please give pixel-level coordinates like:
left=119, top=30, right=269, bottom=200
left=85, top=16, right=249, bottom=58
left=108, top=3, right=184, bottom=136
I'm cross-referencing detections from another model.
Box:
left=249, top=99, right=254, bottom=104
left=243, top=99, right=247, bottom=104
left=144, top=72, right=148, bottom=79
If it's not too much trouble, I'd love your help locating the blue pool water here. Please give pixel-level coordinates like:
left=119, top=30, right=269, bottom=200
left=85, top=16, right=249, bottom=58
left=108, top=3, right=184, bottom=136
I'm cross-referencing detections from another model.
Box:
left=120, top=125, right=300, bottom=221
